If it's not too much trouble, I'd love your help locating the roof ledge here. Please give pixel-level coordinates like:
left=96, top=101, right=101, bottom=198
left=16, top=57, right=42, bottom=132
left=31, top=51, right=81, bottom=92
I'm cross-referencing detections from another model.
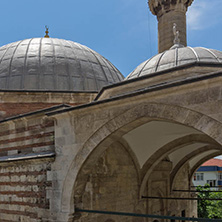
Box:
left=0, top=151, right=55, bottom=163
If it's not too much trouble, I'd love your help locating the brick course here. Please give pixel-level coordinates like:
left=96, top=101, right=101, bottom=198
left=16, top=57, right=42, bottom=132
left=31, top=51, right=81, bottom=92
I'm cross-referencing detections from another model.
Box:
left=0, top=160, right=52, bottom=221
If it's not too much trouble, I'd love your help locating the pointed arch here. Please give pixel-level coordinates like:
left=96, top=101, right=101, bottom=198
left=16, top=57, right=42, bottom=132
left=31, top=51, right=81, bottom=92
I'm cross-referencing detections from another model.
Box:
left=170, top=145, right=222, bottom=189
left=60, top=103, right=222, bottom=218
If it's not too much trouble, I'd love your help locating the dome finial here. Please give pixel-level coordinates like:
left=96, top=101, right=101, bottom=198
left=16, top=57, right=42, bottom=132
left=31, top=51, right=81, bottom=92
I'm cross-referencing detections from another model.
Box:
left=170, top=23, right=184, bottom=49
left=44, top=25, right=50, bottom=38
left=173, top=23, right=180, bottom=45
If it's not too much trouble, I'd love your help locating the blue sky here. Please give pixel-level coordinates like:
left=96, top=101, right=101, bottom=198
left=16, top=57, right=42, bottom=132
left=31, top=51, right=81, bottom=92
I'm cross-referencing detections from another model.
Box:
left=0, top=0, right=222, bottom=160
left=0, top=0, right=221, bottom=77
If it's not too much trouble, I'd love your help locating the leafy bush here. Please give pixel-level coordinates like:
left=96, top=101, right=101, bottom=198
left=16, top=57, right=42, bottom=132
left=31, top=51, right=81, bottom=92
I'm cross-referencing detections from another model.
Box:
left=196, top=184, right=222, bottom=219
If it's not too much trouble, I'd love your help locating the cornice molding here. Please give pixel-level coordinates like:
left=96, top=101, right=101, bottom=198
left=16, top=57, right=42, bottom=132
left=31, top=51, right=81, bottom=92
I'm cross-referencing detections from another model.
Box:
left=148, top=0, right=194, bottom=17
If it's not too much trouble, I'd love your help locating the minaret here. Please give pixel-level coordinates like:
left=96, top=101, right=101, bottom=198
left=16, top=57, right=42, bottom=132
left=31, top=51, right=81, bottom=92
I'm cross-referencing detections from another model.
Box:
left=148, top=0, right=194, bottom=53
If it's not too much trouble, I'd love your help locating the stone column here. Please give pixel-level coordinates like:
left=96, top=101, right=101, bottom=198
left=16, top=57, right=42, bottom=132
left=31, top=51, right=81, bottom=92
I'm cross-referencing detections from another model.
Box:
left=148, top=0, right=194, bottom=53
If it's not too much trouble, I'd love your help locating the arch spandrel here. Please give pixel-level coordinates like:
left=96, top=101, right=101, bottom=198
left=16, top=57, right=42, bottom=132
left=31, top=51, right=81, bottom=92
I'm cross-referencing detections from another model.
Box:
left=59, top=103, right=222, bottom=219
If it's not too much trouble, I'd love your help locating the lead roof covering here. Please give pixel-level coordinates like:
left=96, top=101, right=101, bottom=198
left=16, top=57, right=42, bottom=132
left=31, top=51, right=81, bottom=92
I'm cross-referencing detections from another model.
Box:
left=0, top=38, right=124, bottom=91
left=126, top=47, right=222, bottom=80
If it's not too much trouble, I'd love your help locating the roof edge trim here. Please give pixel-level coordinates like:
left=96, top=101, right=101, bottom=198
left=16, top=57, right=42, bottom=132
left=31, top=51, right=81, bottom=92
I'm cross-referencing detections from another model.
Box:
left=46, top=70, right=222, bottom=117
left=95, top=61, right=222, bottom=101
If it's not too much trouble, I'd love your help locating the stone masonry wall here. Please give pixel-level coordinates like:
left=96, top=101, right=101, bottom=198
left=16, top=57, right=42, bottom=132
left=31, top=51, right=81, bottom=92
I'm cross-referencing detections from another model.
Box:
left=0, top=91, right=97, bottom=120
left=0, top=116, right=55, bottom=221
left=171, top=163, right=197, bottom=218
left=0, top=118, right=54, bottom=157
left=0, top=103, right=79, bottom=120
left=74, top=142, right=144, bottom=222
left=147, top=160, right=172, bottom=218
left=148, top=161, right=195, bottom=221
left=0, top=159, right=53, bottom=222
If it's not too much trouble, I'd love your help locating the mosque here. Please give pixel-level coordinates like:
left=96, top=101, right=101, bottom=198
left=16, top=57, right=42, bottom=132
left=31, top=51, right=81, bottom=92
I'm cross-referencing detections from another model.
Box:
left=0, top=0, right=222, bottom=221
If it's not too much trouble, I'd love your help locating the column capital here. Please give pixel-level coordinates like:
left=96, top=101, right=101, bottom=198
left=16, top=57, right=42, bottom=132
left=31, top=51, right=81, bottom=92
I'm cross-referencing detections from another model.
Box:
left=148, top=0, right=194, bottom=17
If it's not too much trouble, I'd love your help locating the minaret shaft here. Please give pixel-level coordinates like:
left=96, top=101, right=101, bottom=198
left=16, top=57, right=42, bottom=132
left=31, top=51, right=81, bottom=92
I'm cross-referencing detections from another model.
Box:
left=148, top=0, right=194, bottom=53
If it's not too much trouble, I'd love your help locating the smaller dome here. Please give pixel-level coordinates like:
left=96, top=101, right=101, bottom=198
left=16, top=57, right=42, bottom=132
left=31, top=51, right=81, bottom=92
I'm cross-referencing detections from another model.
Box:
left=126, top=46, right=222, bottom=80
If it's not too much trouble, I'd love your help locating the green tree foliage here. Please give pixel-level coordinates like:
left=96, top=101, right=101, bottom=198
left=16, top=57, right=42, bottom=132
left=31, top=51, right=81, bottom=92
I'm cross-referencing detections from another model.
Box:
left=196, top=184, right=210, bottom=218
left=196, top=184, right=222, bottom=219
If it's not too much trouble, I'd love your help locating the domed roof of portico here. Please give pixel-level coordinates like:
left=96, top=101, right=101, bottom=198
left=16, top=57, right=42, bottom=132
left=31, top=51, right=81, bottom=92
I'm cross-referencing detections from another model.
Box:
left=126, top=46, right=222, bottom=80
left=0, top=38, right=124, bottom=91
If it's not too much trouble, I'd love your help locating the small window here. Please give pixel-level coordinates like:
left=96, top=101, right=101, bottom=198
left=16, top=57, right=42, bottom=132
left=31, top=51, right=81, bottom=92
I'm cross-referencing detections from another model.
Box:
left=218, top=172, right=222, bottom=180
left=194, top=173, right=204, bottom=181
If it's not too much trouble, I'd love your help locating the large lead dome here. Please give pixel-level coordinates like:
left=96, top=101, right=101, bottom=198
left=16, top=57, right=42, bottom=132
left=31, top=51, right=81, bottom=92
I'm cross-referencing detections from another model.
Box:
left=0, top=38, right=123, bottom=91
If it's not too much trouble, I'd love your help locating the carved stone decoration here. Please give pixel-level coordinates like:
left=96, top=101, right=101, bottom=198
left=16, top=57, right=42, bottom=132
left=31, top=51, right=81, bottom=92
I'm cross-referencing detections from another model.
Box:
left=148, top=0, right=194, bottom=17
left=95, top=153, right=108, bottom=175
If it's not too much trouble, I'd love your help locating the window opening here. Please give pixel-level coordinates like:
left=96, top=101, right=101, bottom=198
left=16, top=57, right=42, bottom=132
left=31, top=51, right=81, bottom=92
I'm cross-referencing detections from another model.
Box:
left=194, top=173, right=204, bottom=181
